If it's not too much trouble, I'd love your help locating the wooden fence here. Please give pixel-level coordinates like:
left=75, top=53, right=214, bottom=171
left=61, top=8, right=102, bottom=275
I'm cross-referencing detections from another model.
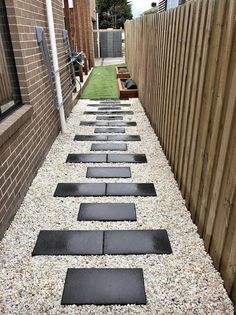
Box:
left=125, top=0, right=236, bottom=308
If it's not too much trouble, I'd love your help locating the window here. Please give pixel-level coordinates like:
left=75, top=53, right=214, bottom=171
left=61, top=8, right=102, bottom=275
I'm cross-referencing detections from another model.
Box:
left=0, top=1, right=21, bottom=121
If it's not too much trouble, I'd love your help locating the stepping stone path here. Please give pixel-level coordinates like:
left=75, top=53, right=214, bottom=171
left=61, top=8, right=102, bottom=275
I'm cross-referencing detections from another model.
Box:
left=32, top=100, right=173, bottom=306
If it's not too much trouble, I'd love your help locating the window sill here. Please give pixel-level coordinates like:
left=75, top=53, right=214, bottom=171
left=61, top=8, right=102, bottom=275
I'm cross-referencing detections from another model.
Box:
left=0, top=105, right=33, bottom=148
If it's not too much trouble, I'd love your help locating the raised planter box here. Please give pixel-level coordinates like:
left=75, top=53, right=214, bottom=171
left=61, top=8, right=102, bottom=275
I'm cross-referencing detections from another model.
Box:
left=118, top=79, right=138, bottom=99
left=116, top=66, right=130, bottom=79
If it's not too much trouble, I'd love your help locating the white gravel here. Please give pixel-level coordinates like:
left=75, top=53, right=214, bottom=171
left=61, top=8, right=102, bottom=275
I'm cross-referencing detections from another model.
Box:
left=0, top=98, right=234, bottom=315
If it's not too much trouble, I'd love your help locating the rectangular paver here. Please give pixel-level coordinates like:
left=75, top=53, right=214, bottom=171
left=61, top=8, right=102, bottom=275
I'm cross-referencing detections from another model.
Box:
left=104, top=230, right=172, bottom=255
left=80, top=121, right=136, bottom=126
left=107, top=135, right=141, bottom=141
left=106, top=183, right=157, bottom=196
left=94, top=128, right=125, bottom=134
left=54, top=183, right=106, bottom=197
left=78, top=203, right=136, bottom=221
left=85, top=111, right=134, bottom=115
left=66, top=154, right=147, bottom=163
left=74, top=135, right=140, bottom=141
left=61, top=268, right=147, bottom=305
left=98, top=107, right=122, bottom=110
left=32, top=231, right=103, bottom=256
left=96, top=116, right=123, bottom=120
left=86, top=167, right=131, bottom=178
left=91, top=144, right=128, bottom=151
left=74, top=135, right=108, bottom=141
left=109, top=121, right=136, bottom=126
left=87, top=104, right=131, bottom=107
left=80, top=121, right=109, bottom=126
left=66, top=154, right=107, bottom=163
left=107, top=154, right=147, bottom=163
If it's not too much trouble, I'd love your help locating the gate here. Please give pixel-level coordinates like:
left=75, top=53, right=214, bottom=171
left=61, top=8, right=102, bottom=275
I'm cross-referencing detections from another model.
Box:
left=93, top=29, right=123, bottom=58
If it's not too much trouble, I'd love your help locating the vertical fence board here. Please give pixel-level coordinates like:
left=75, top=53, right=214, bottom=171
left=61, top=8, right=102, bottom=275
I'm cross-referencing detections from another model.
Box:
left=169, top=5, right=185, bottom=167
left=174, top=1, right=197, bottom=179
left=171, top=3, right=191, bottom=175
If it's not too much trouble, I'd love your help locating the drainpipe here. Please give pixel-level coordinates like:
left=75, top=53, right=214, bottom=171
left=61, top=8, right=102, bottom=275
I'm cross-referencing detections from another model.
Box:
left=46, top=0, right=66, bottom=133
left=96, top=12, right=100, bottom=59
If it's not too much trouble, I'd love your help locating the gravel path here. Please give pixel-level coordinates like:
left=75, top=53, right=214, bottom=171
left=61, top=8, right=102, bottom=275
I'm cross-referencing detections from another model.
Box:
left=0, top=99, right=234, bottom=314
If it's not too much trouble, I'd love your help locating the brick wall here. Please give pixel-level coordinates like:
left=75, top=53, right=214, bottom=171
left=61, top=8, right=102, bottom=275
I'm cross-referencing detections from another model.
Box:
left=0, top=0, right=74, bottom=239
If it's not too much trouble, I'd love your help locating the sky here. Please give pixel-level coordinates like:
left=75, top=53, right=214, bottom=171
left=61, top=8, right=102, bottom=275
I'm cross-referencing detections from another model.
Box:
left=67, top=0, right=155, bottom=18
left=130, top=0, right=154, bottom=18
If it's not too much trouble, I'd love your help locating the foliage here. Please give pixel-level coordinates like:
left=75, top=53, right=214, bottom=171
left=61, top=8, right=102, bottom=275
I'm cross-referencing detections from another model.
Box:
left=96, top=0, right=133, bottom=29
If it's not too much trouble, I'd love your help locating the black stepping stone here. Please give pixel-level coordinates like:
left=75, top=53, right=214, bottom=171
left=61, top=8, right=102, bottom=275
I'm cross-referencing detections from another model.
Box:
left=61, top=268, right=146, bottom=305
left=91, top=143, right=128, bottom=151
left=100, top=100, right=121, bottom=103
left=32, top=231, right=103, bottom=256
left=106, top=183, right=157, bottom=196
left=81, top=122, right=135, bottom=127
left=108, top=111, right=133, bottom=115
left=78, top=203, right=136, bottom=221
left=107, top=135, right=141, bottom=141
left=74, top=135, right=108, bottom=141
left=98, top=107, right=122, bottom=110
left=80, top=121, right=109, bottom=126
left=107, top=154, right=147, bottom=163
left=94, top=128, right=125, bottom=134
left=84, top=111, right=113, bottom=115
left=65, top=154, right=147, bottom=164
left=86, top=167, right=131, bottom=178
left=87, top=104, right=131, bottom=107
left=109, top=121, right=136, bottom=127
left=104, top=230, right=172, bottom=255
left=96, top=116, right=123, bottom=120
left=85, top=111, right=134, bottom=115
left=54, top=183, right=106, bottom=197
left=66, top=154, right=107, bottom=163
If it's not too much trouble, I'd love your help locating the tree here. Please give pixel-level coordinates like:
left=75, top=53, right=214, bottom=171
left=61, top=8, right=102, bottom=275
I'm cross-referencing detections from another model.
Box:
left=96, top=0, right=133, bottom=29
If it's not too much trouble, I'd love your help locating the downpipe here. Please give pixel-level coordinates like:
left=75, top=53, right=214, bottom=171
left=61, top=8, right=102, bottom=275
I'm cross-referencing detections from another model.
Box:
left=46, top=0, right=66, bottom=134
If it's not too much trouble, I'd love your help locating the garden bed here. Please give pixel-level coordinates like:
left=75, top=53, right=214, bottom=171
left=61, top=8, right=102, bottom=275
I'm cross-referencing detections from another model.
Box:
left=118, top=78, right=138, bottom=99
left=116, top=66, right=130, bottom=78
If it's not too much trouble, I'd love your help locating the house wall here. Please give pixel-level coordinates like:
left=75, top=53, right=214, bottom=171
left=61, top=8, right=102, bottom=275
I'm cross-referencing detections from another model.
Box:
left=0, top=0, right=73, bottom=239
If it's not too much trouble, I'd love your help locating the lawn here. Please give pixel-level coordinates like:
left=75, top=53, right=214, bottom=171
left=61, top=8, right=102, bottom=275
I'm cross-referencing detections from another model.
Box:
left=81, top=64, right=123, bottom=99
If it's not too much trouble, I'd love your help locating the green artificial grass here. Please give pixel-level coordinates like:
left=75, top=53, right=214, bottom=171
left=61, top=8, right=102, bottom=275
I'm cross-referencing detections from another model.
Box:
left=81, top=64, right=124, bottom=100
